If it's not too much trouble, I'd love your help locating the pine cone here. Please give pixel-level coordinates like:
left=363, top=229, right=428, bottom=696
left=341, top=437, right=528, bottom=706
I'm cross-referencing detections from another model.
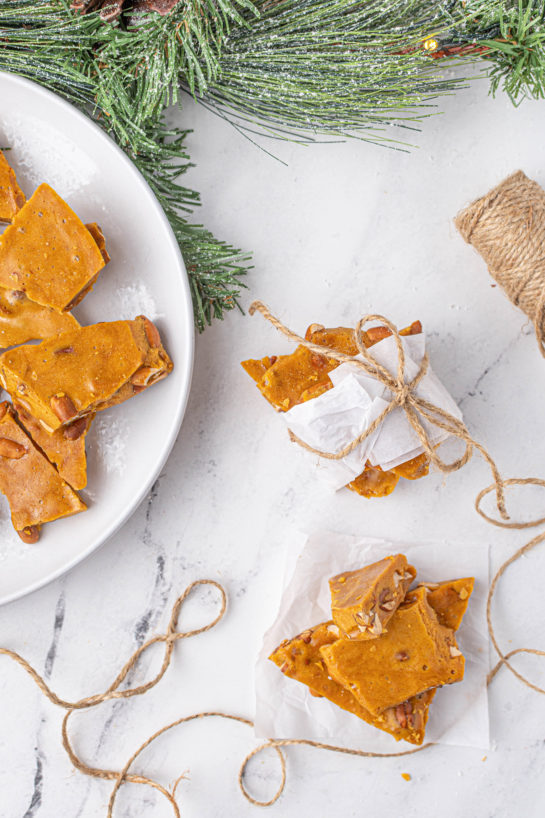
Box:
left=71, top=0, right=124, bottom=22
left=71, top=0, right=180, bottom=22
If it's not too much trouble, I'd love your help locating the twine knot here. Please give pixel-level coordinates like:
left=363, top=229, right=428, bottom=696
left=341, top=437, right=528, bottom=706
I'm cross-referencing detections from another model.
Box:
left=394, top=382, right=411, bottom=407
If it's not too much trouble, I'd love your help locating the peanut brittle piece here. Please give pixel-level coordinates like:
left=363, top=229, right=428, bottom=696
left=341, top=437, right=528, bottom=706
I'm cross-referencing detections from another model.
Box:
left=392, top=452, right=430, bottom=481
left=0, top=288, right=79, bottom=348
left=413, top=578, right=475, bottom=631
left=307, top=320, right=422, bottom=355
left=242, top=319, right=429, bottom=497
left=320, top=588, right=465, bottom=715
left=347, top=454, right=429, bottom=497
left=347, top=464, right=400, bottom=498
left=329, top=555, right=416, bottom=640
left=241, top=355, right=281, bottom=384
left=15, top=403, right=93, bottom=491
left=269, top=622, right=433, bottom=745
left=0, top=402, right=86, bottom=541
left=246, top=345, right=338, bottom=412
left=0, top=151, right=25, bottom=224
left=0, top=316, right=173, bottom=432
left=0, top=184, right=108, bottom=311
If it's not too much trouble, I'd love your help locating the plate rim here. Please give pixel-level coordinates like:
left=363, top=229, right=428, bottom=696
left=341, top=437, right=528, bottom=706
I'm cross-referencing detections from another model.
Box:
left=0, top=71, right=195, bottom=606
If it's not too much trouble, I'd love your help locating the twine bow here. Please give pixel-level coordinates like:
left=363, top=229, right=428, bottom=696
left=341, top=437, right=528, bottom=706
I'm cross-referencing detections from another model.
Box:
left=250, top=300, right=545, bottom=529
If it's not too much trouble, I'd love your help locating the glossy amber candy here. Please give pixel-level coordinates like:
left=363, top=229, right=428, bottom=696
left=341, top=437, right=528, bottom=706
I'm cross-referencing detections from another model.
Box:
left=243, top=345, right=338, bottom=412
left=0, top=151, right=25, bottom=224
left=0, top=288, right=79, bottom=348
left=0, top=183, right=109, bottom=311
left=0, top=402, right=86, bottom=541
left=412, top=578, right=474, bottom=631
left=347, top=464, right=399, bottom=498
left=329, top=555, right=416, bottom=640
left=392, top=452, right=430, bottom=480
left=0, top=316, right=173, bottom=432
left=320, top=588, right=465, bottom=715
left=242, top=319, right=428, bottom=497
left=269, top=621, right=432, bottom=745
left=15, top=403, right=92, bottom=491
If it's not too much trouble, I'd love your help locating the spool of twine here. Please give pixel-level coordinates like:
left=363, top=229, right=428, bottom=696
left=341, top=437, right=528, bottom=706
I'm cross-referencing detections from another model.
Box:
left=455, top=170, right=545, bottom=357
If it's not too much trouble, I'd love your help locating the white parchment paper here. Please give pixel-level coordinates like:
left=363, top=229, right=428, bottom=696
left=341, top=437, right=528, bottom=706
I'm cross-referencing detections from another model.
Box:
left=283, top=332, right=463, bottom=487
left=255, top=531, right=490, bottom=750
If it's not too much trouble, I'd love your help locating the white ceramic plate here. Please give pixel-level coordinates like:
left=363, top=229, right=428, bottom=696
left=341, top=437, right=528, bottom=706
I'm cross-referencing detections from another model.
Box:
left=0, top=73, right=194, bottom=605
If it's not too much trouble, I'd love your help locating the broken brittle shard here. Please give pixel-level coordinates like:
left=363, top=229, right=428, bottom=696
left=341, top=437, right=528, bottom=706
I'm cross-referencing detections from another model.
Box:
left=0, top=288, right=80, bottom=349
left=269, top=621, right=433, bottom=745
left=329, top=554, right=416, bottom=640
left=0, top=402, right=86, bottom=541
left=0, top=316, right=173, bottom=432
left=14, top=403, right=93, bottom=491
left=0, top=183, right=108, bottom=312
left=0, top=150, right=25, bottom=224
left=411, top=577, right=475, bottom=631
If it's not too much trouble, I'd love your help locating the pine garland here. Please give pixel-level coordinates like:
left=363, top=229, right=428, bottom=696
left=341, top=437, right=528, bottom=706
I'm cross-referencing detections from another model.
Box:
left=206, top=0, right=545, bottom=142
left=0, top=0, right=544, bottom=327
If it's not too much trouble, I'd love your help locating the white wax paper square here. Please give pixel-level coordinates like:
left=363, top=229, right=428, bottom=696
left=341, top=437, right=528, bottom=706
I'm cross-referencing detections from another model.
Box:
left=284, top=375, right=387, bottom=489
left=255, top=531, right=490, bottom=750
left=283, top=332, right=463, bottom=482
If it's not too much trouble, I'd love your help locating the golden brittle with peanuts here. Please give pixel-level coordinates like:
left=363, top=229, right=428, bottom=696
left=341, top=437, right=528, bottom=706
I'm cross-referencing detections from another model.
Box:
left=14, top=403, right=93, bottom=491
left=269, top=620, right=435, bottom=746
left=0, top=183, right=108, bottom=312
left=269, top=554, right=474, bottom=744
left=242, top=320, right=429, bottom=498
left=329, top=554, right=416, bottom=640
left=0, top=145, right=175, bottom=544
left=0, top=402, right=86, bottom=543
left=320, top=588, right=465, bottom=715
left=0, top=317, right=173, bottom=433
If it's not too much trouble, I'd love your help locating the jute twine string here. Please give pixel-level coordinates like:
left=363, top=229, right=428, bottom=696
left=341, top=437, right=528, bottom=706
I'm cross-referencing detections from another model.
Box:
left=455, top=170, right=545, bottom=358
left=1, top=531, right=545, bottom=813
left=249, top=300, right=545, bottom=530
left=0, top=578, right=428, bottom=813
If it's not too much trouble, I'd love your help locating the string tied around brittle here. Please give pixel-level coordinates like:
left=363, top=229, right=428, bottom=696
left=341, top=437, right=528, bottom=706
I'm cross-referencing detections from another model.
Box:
left=249, top=300, right=545, bottom=530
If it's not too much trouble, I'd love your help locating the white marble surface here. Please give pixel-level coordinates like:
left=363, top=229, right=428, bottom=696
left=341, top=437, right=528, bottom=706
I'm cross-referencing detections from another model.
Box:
left=2, top=73, right=545, bottom=817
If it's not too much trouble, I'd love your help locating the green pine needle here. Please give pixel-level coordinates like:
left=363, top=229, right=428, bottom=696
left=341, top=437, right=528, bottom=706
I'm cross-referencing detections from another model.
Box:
left=478, top=1, right=545, bottom=103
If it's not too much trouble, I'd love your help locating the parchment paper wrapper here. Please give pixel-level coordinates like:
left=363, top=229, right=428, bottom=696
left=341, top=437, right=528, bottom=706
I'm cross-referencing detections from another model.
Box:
left=283, top=333, right=463, bottom=489
left=255, top=531, right=490, bottom=750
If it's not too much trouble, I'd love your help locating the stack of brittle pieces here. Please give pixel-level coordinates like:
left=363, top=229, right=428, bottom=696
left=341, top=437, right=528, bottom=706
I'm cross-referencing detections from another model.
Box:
left=270, top=554, right=474, bottom=745
left=0, top=150, right=173, bottom=543
left=242, top=320, right=429, bottom=498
